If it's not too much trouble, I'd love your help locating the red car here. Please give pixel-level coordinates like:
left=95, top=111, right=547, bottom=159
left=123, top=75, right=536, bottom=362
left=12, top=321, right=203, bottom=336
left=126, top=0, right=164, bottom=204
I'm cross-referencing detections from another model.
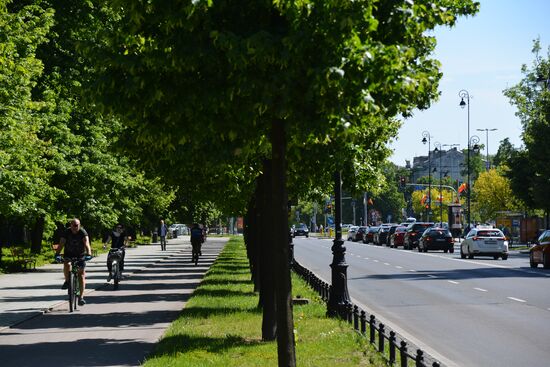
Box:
left=530, top=229, right=550, bottom=268
left=390, top=226, right=407, bottom=248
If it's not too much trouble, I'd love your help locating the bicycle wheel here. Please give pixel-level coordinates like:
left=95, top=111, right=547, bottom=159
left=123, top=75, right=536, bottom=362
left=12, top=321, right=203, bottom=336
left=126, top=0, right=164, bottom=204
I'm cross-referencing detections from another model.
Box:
left=68, top=272, right=74, bottom=312
left=72, top=271, right=79, bottom=311
left=113, top=262, right=119, bottom=290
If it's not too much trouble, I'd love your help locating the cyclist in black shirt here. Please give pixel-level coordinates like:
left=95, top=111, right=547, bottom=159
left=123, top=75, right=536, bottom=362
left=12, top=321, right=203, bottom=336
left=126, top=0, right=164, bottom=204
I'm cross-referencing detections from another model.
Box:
left=103, top=224, right=128, bottom=282
left=54, top=218, right=92, bottom=306
left=190, top=223, right=204, bottom=259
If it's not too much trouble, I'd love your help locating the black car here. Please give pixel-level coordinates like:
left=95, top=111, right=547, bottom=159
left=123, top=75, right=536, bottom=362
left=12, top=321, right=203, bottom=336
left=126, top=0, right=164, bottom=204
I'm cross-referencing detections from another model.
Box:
left=363, top=226, right=379, bottom=244
left=352, top=226, right=368, bottom=242
left=403, top=222, right=434, bottom=250
left=418, top=227, right=454, bottom=253
left=373, top=224, right=392, bottom=245
left=292, top=223, right=309, bottom=238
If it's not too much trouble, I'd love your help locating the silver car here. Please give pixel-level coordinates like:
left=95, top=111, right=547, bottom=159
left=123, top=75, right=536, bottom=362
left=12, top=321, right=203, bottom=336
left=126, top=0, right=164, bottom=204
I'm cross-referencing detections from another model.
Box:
left=460, top=227, right=508, bottom=260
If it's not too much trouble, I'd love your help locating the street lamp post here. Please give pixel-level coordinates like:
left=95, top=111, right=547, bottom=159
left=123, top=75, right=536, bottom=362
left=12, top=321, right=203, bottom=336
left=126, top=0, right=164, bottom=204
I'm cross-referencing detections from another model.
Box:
left=476, top=128, right=497, bottom=170
left=327, top=171, right=351, bottom=319
left=467, top=135, right=480, bottom=227
left=434, top=142, right=443, bottom=223
left=422, top=131, right=432, bottom=222
left=459, top=90, right=472, bottom=228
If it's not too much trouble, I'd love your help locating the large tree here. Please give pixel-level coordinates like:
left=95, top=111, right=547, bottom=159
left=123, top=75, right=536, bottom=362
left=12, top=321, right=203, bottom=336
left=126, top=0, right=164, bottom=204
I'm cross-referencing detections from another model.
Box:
left=83, top=1, right=479, bottom=365
left=504, top=39, right=550, bottom=225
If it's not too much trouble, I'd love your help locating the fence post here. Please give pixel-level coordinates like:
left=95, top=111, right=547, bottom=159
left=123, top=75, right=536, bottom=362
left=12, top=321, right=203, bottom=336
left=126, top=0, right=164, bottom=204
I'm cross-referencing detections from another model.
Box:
left=347, top=303, right=353, bottom=324
left=369, top=315, right=376, bottom=344
left=416, top=349, right=424, bottom=367
left=378, top=323, right=385, bottom=353
left=400, top=341, right=408, bottom=367
left=360, top=311, right=366, bottom=334
left=353, top=305, right=359, bottom=331
left=389, top=330, right=396, bottom=364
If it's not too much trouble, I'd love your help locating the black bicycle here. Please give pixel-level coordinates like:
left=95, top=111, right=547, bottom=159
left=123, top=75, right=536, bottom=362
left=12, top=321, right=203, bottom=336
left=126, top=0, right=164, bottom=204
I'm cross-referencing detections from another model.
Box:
left=108, top=248, right=124, bottom=289
left=57, top=256, right=89, bottom=312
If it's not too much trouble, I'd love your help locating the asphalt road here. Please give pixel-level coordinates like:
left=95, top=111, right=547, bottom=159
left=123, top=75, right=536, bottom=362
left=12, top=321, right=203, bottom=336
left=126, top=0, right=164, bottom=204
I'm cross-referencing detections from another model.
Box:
left=293, top=236, right=550, bottom=367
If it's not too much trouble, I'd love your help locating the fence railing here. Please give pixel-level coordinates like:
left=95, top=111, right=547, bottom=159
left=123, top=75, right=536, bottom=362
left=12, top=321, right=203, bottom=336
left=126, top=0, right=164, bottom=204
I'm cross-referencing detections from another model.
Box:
left=292, top=260, right=443, bottom=367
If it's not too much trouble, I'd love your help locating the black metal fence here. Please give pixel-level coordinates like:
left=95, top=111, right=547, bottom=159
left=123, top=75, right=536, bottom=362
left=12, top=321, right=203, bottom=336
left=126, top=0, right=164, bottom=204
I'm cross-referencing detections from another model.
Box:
left=292, top=260, right=443, bottom=367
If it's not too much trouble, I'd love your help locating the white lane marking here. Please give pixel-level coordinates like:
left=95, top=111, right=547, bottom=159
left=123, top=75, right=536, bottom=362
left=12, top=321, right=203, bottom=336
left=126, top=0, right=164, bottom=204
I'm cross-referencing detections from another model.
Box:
left=373, top=260, right=379, bottom=263
left=364, top=257, right=370, bottom=260
left=395, top=266, right=403, bottom=269
left=384, top=262, right=390, bottom=266
left=448, top=280, right=460, bottom=284
left=507, top=297, right=527, bottom=303
left=409, top=269, right=417, bottom=272
left=474, top=288, right=488, bottom=292
left=427, top=274, right=437, bottom=278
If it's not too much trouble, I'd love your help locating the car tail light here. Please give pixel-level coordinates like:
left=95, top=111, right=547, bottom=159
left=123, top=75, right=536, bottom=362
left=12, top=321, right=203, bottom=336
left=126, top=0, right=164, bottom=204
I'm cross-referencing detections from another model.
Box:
left=473, top=236, right=479, bottom=241
left=447, top=237, right=453, bottom=243
left=411, top=233, right=417, bottom=236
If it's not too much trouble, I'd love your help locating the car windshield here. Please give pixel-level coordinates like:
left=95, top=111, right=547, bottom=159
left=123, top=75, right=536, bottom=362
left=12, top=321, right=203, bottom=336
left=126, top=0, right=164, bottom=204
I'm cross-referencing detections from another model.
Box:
left=476, top=230, right=502, bottom=237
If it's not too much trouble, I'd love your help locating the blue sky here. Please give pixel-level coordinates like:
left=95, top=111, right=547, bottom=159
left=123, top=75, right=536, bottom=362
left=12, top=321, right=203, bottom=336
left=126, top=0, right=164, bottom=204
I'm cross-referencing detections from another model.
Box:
left=389, top=0, right=550, bottom=166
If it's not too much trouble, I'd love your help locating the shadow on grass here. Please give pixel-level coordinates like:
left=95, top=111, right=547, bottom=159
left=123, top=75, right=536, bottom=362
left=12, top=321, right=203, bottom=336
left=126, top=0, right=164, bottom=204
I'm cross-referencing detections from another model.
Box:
left=191, top=287, right=256, bottom=298
left=180, top=305, right=262, bottom=319
left=150, top=333, right=264, bottom=358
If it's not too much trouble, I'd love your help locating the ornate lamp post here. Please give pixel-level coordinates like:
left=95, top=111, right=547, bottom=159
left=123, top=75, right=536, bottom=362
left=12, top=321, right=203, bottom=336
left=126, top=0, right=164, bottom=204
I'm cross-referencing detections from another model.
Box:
left=327, top=171, right=351, bottom=319
left=433, top=142, right=443, bottom=223
left=421, top=131, right=432, bottom=222
left=459, top=90, right=472, bottom=228
left=476, top=128, right=497, bottom=170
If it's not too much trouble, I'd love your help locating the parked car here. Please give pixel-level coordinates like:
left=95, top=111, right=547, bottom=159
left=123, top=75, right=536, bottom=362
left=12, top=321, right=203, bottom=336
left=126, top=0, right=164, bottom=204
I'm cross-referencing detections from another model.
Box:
left=347, top=226, right=359, bottom=241
left=169, top=223, right=188, bottom=237
left=363, top=226, right=379, bottom=244
left=404, top=222, right=434, bottom=250
left=529, top=229, right=550, bottom=268
left=418, top=227, right=454, bottom=253
left=292, top=223, right=309, bottom=238
left=351, top=226, right=368, bottom=242
left=390, top=226, right=407, bottom=248
left=373, top=224, right=393, bottom=245
left=460, top=227, right=508, bottom=260
left=385, top=225, right=401, bottom=246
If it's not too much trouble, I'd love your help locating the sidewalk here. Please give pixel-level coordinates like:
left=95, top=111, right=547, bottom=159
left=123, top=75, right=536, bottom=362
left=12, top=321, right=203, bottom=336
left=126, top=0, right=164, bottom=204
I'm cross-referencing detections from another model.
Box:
left=0, top=236, right=226, bottom=367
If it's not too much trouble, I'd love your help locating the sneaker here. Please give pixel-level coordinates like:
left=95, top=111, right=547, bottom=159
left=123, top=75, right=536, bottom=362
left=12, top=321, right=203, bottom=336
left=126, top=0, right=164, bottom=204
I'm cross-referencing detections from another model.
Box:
left=61, top=281, right=68, bottom=290
left=78, top=298, right=86, bottom=306
left=106, top=273, right=112, bottom=282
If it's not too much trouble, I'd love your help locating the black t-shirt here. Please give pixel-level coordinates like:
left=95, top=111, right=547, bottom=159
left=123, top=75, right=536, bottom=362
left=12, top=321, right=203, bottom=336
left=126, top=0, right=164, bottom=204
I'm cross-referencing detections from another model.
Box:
left=62, top=227, right=88, bottom=257
left=110, top=230, right=126, bottom=249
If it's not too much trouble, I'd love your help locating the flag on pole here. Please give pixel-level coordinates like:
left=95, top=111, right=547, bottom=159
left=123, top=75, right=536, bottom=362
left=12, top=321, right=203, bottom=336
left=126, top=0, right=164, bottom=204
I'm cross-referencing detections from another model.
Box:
left=458, top=183, right=467, bottom=193
left=368, top=198, right=374, bottom=205
left=420, top=194, right=427, bottom=205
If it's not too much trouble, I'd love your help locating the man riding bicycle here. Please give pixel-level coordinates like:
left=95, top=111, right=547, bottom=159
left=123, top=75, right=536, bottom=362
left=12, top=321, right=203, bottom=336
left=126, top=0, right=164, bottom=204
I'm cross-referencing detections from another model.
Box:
left=104, top=224, right=128, bottom=282
left=55, top=218, right=92, bottom=306
left=190, top=223, right=204, bottom=259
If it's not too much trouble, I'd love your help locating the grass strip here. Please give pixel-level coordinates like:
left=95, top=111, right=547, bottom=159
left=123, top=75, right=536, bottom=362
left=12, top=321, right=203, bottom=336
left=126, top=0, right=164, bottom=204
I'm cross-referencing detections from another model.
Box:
left=142, top=236, right=387, bottom=367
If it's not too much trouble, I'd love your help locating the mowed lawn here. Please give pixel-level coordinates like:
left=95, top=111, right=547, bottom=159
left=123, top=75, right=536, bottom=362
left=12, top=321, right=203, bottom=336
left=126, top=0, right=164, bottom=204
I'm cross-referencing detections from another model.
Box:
left=142, top=237, right=386, bottom=367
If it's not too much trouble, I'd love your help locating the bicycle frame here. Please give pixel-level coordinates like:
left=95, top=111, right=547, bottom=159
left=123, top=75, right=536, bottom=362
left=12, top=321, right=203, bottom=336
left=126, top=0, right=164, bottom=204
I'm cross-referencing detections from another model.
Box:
left=64, top=257, right=84, bottom=312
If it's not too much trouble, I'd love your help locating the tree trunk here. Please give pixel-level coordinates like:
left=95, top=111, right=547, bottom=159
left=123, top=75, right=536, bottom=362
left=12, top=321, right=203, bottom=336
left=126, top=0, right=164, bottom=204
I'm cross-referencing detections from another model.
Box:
left=260, top=159, right=277, bottom=340
left=30, top=216, right=45, bottom=254
left=271, top=119, right=296, bottom=366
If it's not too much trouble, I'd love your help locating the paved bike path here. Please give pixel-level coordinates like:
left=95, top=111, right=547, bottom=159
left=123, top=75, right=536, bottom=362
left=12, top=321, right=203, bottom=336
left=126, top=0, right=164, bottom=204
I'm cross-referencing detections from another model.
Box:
left=0, top=237, right=227, bottom=367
